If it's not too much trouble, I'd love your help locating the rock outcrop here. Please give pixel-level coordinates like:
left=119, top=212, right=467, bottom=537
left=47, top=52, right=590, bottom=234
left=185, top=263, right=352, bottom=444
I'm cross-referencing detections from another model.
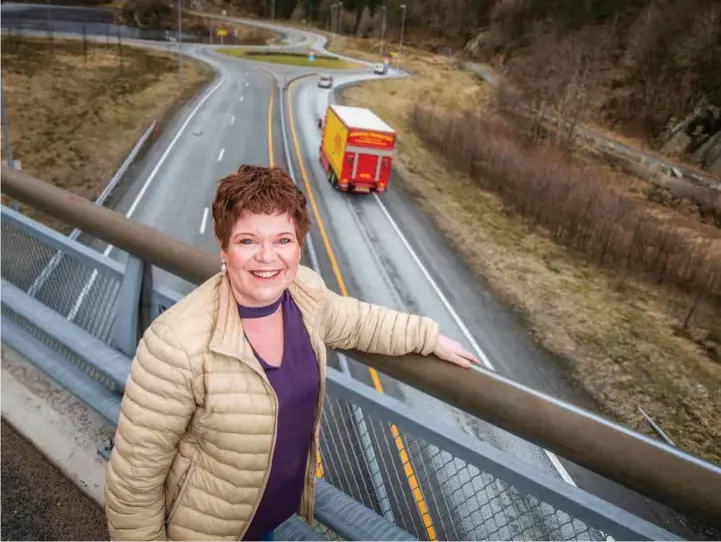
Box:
left=661, top=106, right=721, bottom=175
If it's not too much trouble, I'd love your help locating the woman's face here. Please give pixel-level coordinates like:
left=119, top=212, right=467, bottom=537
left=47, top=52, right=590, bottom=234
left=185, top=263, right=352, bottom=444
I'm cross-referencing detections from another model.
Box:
left=219, top=212, right=302, bottom=307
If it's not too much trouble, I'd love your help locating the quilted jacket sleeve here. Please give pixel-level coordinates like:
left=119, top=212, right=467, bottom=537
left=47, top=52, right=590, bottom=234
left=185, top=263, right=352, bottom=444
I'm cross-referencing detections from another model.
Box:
left=105, top=321, right=196, bottom=541
left=321, top=288, right=439, bottom=356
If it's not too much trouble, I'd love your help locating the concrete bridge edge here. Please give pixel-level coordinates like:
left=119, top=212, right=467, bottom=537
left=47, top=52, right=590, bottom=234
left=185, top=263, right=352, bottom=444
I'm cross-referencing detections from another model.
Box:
left=1, top=343, right=112, bottom=508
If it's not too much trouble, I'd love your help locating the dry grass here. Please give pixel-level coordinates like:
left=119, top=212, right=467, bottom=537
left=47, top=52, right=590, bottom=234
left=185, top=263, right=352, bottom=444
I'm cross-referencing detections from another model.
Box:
left=330, top=36, right=492, bottom=113
left=1, top=35, right=214, bottom=231
left=338, top=44, right=721, bottom=465
left=183, top=11, right=277, bottom=45
left=217, top=48, right=361, bottom=69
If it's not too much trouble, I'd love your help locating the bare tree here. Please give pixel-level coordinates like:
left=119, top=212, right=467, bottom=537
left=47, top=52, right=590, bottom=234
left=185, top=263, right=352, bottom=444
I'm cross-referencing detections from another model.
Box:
left=289, top=1, right=304, bottom=22
left=356, top=6, right=372, bottom=37
left=505, top=25, right=617, bottom=149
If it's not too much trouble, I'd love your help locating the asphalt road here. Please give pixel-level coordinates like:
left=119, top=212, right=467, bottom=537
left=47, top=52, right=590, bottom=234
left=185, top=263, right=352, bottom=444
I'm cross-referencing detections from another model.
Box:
left=1, top=420, right=109, bottom=541
left=0, top=5, right=702, bottom=541
left=283, top=72, right=622, bottom=541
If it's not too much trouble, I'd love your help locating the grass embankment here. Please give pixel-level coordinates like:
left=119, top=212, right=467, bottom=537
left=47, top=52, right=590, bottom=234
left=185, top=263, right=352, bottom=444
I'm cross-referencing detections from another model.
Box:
left=217, top=48, right=361, bottom=70
left=0, top=35, right=214, bottom=231
left=328, top=36, right=721, bottom=465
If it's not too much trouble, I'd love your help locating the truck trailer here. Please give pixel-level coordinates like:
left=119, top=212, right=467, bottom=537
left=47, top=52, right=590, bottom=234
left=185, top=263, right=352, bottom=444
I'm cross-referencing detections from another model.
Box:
left=319, top=104, right=396, bottom=193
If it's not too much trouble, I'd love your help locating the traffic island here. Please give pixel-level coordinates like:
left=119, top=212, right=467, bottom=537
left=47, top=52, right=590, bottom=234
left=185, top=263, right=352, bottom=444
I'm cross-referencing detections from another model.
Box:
left=217, top=48, right=362, bottom=70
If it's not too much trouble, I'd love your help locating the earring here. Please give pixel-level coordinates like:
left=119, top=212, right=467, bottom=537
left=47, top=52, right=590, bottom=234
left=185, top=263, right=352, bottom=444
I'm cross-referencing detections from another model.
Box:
left=221, top=259, right=227, bottom=273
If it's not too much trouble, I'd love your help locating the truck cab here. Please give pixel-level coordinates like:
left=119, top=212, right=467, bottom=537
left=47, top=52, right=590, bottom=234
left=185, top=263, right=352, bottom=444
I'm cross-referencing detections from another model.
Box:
left=319, top=105, right=396, bottom=194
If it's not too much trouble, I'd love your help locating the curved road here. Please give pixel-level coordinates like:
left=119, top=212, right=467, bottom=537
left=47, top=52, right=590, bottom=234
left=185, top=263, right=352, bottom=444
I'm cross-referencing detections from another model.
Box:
left=0, top=5, right=699, bottom=540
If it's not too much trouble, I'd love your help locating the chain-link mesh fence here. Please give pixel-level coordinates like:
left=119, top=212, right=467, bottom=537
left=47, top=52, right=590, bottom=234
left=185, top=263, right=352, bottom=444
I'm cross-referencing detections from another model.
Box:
left=318, top=390, right=608, bottom=542
left=2, top=217, right=122, bottom=345
left=2, top=215, right=125, bottom=391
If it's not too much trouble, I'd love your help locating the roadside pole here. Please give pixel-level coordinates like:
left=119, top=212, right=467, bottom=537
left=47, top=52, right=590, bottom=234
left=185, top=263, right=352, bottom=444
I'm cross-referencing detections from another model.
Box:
left=178, top=0, right=183, bottom=92
left=379, top=6, right=387, bottom=58
left=1, top=86, right=19, bottom=211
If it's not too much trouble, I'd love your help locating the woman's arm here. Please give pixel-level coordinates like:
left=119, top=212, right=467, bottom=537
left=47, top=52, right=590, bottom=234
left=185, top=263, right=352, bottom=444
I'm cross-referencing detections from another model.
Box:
left=321, top=288, right=439, bottom=356
left=105, top=321, right=195, bottom=541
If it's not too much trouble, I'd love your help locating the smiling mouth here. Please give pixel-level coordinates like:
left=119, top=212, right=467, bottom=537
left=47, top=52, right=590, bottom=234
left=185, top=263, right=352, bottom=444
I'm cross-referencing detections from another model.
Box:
left=250, top=270, right=281, bottom=279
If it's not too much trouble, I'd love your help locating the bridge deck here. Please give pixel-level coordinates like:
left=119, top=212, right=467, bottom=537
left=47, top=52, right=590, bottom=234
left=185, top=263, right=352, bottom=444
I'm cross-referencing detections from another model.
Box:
left=1, top=420, right=109, bottom=540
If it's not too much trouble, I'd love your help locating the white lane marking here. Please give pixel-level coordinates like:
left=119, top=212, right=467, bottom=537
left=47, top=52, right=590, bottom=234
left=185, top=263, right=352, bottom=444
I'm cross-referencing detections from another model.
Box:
left=372, top=194, right=490, bottom=367
left=245, top=82, right=249, bottom=88
left=239, top=96, right=244, bottom=102
left=371, top=192, right=578, bottom=487
left=67, top=73, right=227, bottom=322
left=199, top=207, right=209, bottom=235
left=217, top=148, right=225, bottom=162
left=126, top=75, right=226, bottom=218
left=230, top=115, right=235, bottom=125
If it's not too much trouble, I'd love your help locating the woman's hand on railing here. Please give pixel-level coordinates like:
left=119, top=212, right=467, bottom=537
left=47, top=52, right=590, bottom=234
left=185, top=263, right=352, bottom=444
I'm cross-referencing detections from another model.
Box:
left=432, top=334, right=480, bottom=369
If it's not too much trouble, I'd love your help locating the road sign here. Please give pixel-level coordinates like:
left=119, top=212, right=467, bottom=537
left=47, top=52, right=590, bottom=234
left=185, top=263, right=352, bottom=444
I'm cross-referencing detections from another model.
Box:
left=216, top=28, right=228, bottom=37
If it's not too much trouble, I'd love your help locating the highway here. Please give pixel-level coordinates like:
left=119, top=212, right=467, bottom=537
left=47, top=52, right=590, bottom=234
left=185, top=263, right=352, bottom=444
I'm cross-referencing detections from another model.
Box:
left=0, top=5, right=701, bottom=540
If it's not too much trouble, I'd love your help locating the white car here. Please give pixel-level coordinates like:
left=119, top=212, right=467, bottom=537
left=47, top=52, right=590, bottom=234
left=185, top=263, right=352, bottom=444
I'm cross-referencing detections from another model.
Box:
left=373, top=63, right=387, bottom=75
left=318, top=74, right=333, bottom=88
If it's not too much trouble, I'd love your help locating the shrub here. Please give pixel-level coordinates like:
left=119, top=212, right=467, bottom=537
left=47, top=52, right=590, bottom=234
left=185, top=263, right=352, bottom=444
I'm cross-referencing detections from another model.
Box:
left=410, top=105, right=721, bottom=302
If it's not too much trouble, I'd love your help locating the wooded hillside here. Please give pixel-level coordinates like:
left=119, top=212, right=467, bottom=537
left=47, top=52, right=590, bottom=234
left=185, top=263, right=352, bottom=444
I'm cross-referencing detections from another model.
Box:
left=203, top=0, right=719, bottom=162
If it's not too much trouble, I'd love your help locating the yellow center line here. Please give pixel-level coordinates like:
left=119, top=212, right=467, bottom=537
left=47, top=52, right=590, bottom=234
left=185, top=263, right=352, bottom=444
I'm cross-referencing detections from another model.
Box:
left=266, top=77, right=324, bottom=479
left=286, top=79, right=437, bottom=541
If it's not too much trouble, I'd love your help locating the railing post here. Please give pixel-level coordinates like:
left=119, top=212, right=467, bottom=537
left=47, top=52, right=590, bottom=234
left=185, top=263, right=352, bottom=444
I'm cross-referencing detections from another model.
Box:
left=338, top=354, right=395, bottom=524
left=140, top=259, right=154, bottom=337
left=113, top=256, right=153, bottom=358
left=1, top=85, right=19, bottom=212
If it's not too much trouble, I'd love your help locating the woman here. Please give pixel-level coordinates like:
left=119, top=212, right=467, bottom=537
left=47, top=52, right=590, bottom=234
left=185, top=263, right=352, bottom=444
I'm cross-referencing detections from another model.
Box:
left=104, top=165, right=479, bottom=541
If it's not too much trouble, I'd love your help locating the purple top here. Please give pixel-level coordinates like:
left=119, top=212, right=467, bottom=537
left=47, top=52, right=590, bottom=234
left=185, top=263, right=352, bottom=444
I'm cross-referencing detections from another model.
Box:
left=240, top=290, right=320, bottom=541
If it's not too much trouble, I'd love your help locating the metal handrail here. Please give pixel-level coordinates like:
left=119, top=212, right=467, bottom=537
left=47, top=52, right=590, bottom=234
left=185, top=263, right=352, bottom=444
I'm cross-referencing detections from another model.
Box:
left=2, top=165, right=720, bottom=528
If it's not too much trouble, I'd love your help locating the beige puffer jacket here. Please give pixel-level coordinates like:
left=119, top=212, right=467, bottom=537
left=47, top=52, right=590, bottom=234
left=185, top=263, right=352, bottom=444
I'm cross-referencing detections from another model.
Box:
left=105, top=265, right=439, bottom=541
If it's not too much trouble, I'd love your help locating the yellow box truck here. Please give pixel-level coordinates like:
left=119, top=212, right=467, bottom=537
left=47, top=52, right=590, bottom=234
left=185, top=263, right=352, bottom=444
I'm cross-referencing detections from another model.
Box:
left=319, top=104, right=396, bottom=193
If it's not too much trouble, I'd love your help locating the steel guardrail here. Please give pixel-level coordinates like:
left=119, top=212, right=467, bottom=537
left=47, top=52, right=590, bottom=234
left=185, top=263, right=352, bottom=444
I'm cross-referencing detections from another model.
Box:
left=0, top=202, right=679, bottom=540
left=2, top=165, right=720, bottom=529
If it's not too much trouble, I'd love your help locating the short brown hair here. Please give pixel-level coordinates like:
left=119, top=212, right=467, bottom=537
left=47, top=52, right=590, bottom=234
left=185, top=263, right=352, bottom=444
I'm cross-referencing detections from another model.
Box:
left=212, top=165, right=311, bottom=250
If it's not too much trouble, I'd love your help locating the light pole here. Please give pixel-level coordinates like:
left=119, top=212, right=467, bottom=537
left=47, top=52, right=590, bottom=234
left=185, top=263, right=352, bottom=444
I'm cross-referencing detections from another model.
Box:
left=177, top=0, right=182, bottom=92
left=379, top=5, right=387, bottom=58
left=331, top=4, right=338, bottom=33
left=398, top=4, right=406, bottom=69
left=337, top=1, right=343, bottom=36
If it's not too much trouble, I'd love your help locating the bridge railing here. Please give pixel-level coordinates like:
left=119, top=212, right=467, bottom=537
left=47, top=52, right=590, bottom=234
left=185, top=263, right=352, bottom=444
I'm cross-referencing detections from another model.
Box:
left=0, top=204, right=672, bottom=542
left=2, top=166, right=721, bottom=538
